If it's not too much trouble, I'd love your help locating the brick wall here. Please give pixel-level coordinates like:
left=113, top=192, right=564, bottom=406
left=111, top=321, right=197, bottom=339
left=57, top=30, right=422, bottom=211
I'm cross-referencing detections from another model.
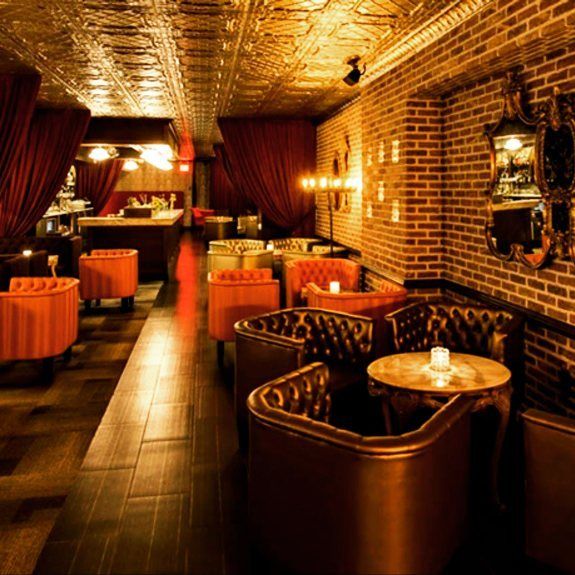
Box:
left=316, top=98, right=363, bottom=250
left=316, top=0, right=575, bottom=416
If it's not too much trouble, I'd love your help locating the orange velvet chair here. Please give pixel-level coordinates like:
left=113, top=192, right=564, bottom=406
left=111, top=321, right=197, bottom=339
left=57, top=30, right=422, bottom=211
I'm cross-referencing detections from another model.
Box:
left=284, top=258, right=360, bottom=307
left=208, top=268, right=279, bottom=366
left=0, top=277, right=79, bottom=375
left=307, top=279, right=408, bottom=353
left=79, top=249, right=138, bottom=311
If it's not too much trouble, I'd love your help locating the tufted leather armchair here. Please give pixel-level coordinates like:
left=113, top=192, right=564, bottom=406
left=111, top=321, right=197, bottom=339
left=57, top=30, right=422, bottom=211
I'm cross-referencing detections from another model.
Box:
left=234, top=307, right=374, bottom=446
left=208, top=268, right=279, bottom=366
left=208, top=239, right=273, bottom=272
left=79, top=249, right=138, bottom=310
left=204, top=216, right=236, bottom=243
left=209, top=239, right=266, bottom=253
left=284, top=258, right=360, bottom=307
left=0, top=277, right=79, bottom=374
left=0, top=235, right=82, bottom=277
left=248, top=362, right=474, bottom=575
left=307, top=278, right=408, bottom=354
left=386, top=300, right=524, bottom=390
left=523, top=409, right=575, bottom=574
left=269, top=237, right=323, bottom=252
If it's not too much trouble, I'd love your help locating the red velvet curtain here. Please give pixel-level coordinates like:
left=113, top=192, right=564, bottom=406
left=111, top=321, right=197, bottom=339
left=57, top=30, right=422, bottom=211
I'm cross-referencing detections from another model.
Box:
left=0, top=108, right=91, bottom=237
left=211, top=144, right=252, bottom=216
left=0, top=75, right=41, bottom=193
left=218, top=119, right=316, bottom=235
left=75, top=159, right=125, bottom=215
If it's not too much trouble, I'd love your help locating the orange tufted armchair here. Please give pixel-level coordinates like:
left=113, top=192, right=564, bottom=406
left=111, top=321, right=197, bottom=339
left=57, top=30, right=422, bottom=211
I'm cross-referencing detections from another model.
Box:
left=208, top=268, right=280, bottom=366
left=0, top=277, right=79, bottom=375
left=248, top=362, right=474, bottom=575
left=307, top=278, right=408, bottom=353
left=284, top=258, right=360, bottom=307
left=79, top=249, right=138, bottom=311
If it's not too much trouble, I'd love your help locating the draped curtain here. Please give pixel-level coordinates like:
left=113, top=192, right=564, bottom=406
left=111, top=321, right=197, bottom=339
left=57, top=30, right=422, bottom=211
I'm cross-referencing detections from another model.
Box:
left=0, top=74, right=41, bottom=193
left=211, top=144, right=252, bottom=216
left=218, top=119, right=316, bottom=236
left=0, top=108, right=91, bottom=237
left=75, top=159, right=125, bottom=215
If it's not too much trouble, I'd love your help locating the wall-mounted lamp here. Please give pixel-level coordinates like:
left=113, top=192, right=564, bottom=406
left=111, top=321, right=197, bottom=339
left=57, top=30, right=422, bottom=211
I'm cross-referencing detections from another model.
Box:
left=343, top=56, right=366, bottom=86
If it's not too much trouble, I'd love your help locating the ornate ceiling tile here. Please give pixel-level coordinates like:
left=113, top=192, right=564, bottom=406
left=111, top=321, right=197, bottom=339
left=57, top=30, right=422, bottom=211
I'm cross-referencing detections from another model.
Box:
left=0, top=0, right=491, bottom=155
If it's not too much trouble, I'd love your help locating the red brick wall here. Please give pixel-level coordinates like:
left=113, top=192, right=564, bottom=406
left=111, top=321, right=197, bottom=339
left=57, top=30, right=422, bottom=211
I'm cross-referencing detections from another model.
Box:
left=316, top=0, right=575, bottom=415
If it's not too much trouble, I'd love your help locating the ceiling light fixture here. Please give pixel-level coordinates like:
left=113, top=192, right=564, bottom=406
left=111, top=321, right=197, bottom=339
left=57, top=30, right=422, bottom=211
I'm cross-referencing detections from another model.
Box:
left=140, top=148, right=173, bottom=171
left=89, top=147, right=112, bottom=162
left=343, top=56, right=366, bottom=86
left=123, top=159, right=140, bottom=172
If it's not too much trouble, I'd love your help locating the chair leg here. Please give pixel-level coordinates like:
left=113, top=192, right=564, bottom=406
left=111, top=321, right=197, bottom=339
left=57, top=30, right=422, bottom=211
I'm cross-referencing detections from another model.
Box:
left=63, top=345, right=73, bottom=362
left=95, top=299, right=101, bottom=307
left=121, top=297, right=130, bottom=312
left=129, top=295, right=135, bottom=309
left=41, top=357, right=55, bottom=380
left=217, top=341, right=225, bottom=368
left=84, top=299, right=91, bottom=311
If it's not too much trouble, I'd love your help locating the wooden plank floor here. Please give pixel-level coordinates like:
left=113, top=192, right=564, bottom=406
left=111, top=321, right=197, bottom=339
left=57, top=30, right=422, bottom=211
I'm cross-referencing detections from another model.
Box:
left=0, top=280, right=162, bottom=575
left=35, top=234, right=248, bottom=575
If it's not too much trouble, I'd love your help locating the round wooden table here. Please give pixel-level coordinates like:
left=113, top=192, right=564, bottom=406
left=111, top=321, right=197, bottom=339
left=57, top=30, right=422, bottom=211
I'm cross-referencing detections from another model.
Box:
left=367, top=352, right=512, bottom=509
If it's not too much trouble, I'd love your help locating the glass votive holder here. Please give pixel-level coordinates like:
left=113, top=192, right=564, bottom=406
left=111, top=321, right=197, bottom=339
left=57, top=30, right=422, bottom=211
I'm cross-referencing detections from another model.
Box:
left=266, top=242, right=274, bottom=251
left=430, top=346, right=450, bottom=372
left=329, top=281, right=341, bottom=294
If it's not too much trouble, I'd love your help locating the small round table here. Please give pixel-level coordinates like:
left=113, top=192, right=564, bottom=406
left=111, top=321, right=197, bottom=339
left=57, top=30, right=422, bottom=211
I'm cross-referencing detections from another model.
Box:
left=367, top=352, right=511, bottom=508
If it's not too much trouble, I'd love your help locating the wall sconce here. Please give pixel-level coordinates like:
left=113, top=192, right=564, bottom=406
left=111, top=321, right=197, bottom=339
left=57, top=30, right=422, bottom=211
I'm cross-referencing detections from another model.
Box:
left=301, top=176, right=360, bottom=257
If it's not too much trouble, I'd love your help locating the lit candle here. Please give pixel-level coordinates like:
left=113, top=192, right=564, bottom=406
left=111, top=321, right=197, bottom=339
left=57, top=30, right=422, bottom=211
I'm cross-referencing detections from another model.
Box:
left=266, top=242, right=274, bottom=251
left=302, top=178, right=309, bottom=189
left=329, top=281, right=341, bottom=294
left=320, top=177, right=328, bottom=188
left=430, top=346, right=450, bottom=372
left=22, top=249, right=32, bottom=257
left=309, top=178, right=316, bottom=188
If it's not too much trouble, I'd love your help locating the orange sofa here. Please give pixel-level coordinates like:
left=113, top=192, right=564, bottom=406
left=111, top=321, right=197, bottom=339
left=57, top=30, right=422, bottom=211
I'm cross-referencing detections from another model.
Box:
left=307, top=279, right=408, bottom=352
left=208, top=268, right=279, bottom=366
left=284, top=258, right=360, bottom=307
left=0, top=277, right=79, bottom=373
left=79, top=249, right=138, bottom=310
left=191, top=207, right=215, bottom=228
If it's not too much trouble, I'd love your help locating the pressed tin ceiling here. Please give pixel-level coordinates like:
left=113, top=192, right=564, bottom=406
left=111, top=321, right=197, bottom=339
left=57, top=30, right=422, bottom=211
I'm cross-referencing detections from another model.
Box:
left=0, top=0, right=490, bottom=156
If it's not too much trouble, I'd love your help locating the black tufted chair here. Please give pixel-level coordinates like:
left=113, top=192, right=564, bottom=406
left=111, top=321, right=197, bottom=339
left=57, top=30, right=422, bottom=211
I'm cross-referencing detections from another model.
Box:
left=234, top=308, right=375, bottom=447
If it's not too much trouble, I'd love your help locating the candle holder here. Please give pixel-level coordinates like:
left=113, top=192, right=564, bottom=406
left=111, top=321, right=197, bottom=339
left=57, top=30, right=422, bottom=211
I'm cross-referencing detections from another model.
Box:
left=430, top=346, right=450, bottom=372
left=329, top=281, right=341, bottom=294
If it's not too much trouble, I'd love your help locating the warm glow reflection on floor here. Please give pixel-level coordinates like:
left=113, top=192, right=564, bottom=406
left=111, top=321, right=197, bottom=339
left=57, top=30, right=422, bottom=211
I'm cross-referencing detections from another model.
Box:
left=174, top=231, right=200, bottom=324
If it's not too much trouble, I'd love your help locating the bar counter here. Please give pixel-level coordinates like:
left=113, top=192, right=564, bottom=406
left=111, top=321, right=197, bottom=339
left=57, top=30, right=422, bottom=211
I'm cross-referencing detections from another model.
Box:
left=79, top=209, right=183, bottom=280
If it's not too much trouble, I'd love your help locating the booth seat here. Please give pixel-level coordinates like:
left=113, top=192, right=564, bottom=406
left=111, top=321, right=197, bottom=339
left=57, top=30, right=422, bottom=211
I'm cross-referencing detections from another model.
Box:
left=0, top=235, right=82, bottom=277
left=0, top=277, right=79, bottom=372
left=208, top=268, right=279, bottom=366
left=79, top=249, right=138, bottom=310
left=284, top=258, right=360, bottom=307
left=234, top=308, right=374, bottom=446
left=248, top=362, right=473, bottom=575
left=523, top=409, right=575, bottom=574
left=307, top=278, right=408, bottom=353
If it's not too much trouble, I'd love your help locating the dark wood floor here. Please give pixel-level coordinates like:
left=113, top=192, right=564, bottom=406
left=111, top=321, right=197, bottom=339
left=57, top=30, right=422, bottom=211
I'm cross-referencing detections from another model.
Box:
left=0, top=281, right=162, bottom=575
left=34, top=234, right=248, bottom=575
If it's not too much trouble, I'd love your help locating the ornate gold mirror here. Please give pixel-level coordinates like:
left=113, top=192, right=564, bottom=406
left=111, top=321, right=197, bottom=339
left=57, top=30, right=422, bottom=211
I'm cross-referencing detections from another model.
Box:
left=534, top=89, right=575, bottom=264
left=485, top=72, right=552, bottom=268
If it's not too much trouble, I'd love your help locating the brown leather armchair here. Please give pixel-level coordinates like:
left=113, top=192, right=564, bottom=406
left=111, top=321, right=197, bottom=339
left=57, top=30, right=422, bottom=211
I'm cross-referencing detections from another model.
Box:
left=248, top=362, right=474, bottom=575
left=385, top=300, right=524, bottom=394
left=234, top=308, right=374, bottom=446
left=523, top=409, right=575, bottom=574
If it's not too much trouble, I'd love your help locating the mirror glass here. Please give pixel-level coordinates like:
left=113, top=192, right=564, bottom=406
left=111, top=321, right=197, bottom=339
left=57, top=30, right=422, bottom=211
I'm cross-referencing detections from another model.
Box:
left=490, top=126, right=546, bottom=263
left=542, top=125, right=575, bottom=191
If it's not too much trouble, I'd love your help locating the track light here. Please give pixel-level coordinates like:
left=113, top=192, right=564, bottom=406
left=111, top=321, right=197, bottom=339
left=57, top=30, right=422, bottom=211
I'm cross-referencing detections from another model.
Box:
left=343, top=57, right=366, bottom=86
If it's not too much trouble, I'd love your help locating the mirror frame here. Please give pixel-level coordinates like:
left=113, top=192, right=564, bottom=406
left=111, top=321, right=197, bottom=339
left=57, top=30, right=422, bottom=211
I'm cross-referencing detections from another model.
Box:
left=533, top=88, right=575, bottom=265
left=484, top=72, right=554, bottom=269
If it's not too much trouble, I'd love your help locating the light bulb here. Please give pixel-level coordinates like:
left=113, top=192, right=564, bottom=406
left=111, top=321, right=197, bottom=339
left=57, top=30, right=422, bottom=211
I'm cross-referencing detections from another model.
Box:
left=89, top=147, right=111, bottom=162
left=123, top=159, right=139, bottom=172
left=504, top=137, right=522, bottom=151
